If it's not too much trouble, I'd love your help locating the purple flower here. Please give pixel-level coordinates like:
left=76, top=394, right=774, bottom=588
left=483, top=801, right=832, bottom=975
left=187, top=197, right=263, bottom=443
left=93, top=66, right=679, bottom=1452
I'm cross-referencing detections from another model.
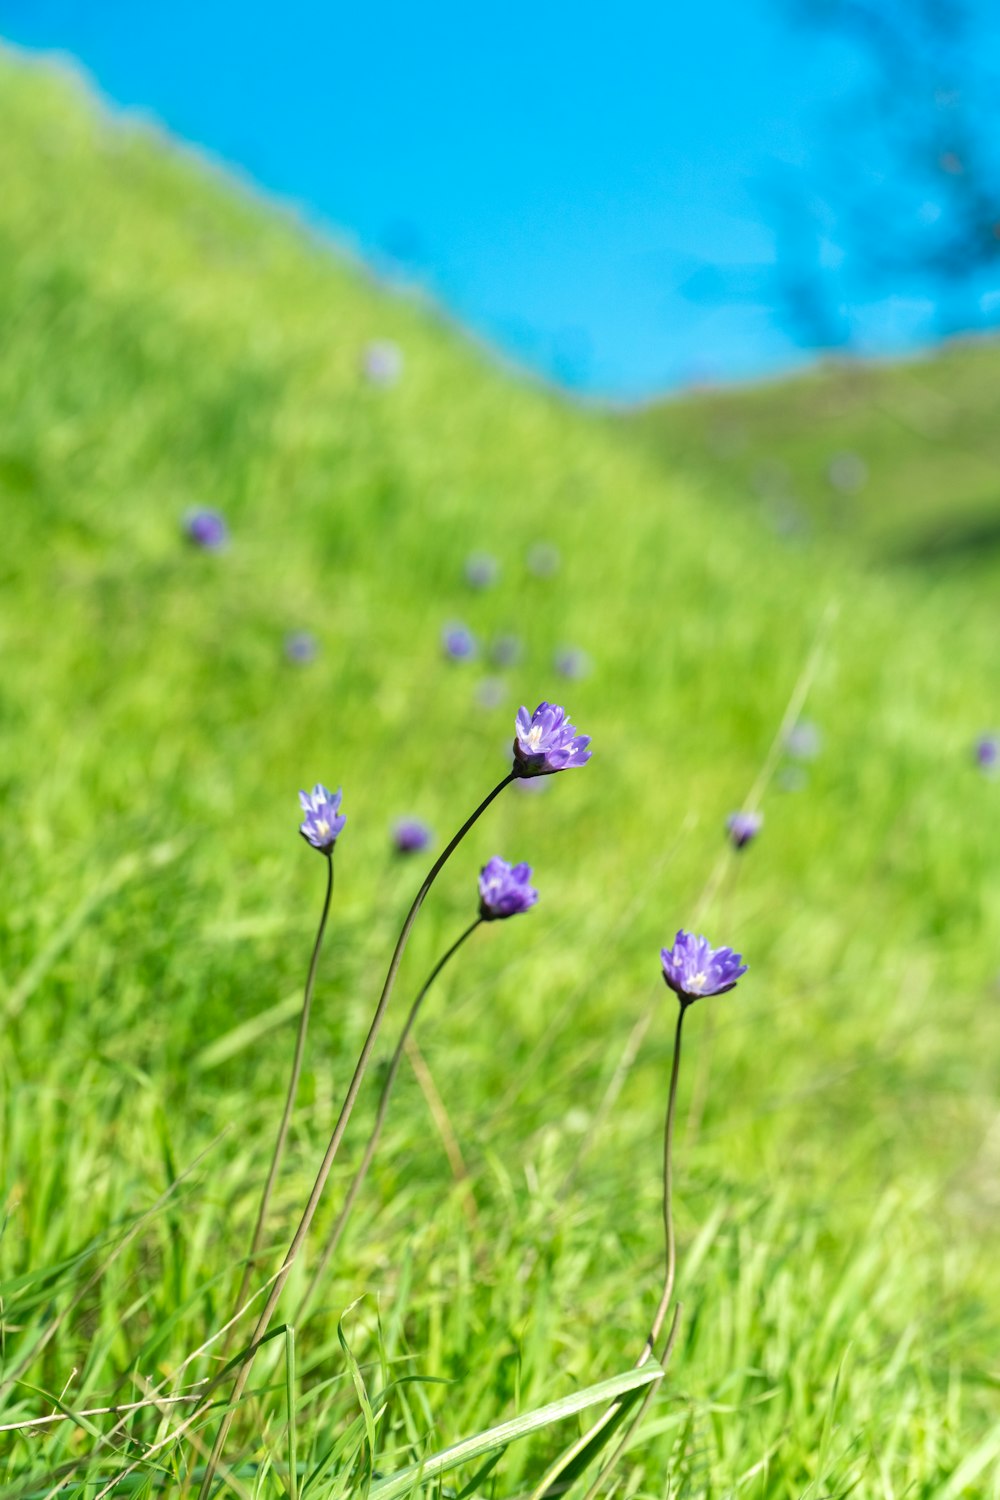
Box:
left=361, top=340, right=403, bottom=386
left=554, top=646, right=592, bottom=680
left=299, top=784, right=346, bottom=854
left=478, top=856, right=539, bottom=920
left=464, top=552, right=500, bottom=590
left=527, top=541, right=560, bottom=578
left=184, top=508, right=228, bottom=550
left=726, top=810, right=763, bottom=850
left=513, top=702, right=591, bottom=778
left=285, top=631, right=318, bottom=665
left=491, top=634, right=522, bottom=668
left=785, top=720, right=821, bottom=761
left=442, top=623, right=477, bottom=662
left=660, top=931, right=747, bottom=1005
left=392, top=817, right=432, bottom=854
left=976, top=734, right=999, bottom=773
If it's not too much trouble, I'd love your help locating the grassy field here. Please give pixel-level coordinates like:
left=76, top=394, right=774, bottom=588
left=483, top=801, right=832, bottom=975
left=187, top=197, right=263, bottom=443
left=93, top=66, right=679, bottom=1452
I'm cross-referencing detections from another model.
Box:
left=1, top=49, right=999, bottom=1499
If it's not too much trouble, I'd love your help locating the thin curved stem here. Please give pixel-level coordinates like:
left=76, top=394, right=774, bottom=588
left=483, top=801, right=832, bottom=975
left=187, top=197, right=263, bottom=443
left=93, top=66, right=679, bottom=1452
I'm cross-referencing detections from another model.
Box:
left=296, top=916, right=483, bottom=1324
left=638, top=1001, right=686, bottom=1364
left=527, top=1002, right=687, bottom=1500
left=198, top=772, right=513, bottom=1497
left=229, top=856, right=335, bottom=1343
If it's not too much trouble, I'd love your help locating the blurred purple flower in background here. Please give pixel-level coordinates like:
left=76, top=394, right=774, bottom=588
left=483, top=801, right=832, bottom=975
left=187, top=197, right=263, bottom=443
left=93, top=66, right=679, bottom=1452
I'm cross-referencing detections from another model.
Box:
left=827, top=451, right=868, bottom=494
left=392, top=817, right=432, bottom=854
left=513, top=701, right=591, bottom=777
left=785, top=720, right=821, bottom=760
left=285, top=631, right=318, bottom=665
left=527, top=541, right=560, bottom=578
left=554, top=645, right=591, bottom=680
left=442, top=623, right=477, bottom=661
left=361, top=340, right=403, bottom=386
left=184, top=508, right=228, bottom=550
left=491, top=633, right=523, bottom=668
left=726, top=810, right=763, bottom=849
left=464, top=552, right=500, bottom=589
left=975, top=734, right=998, bottom=773
left=478, top=856, right=539, bottom=920
left=661, top=931, right=747, bottom=1004
left=299, top=784, right=346, bottom=854
left=476, top=677, right=506, bottom=709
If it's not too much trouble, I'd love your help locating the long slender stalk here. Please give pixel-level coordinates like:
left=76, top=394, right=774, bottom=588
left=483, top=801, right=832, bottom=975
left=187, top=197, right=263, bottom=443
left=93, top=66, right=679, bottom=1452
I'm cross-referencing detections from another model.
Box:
left=296, top=916, right=482, bottom=1324
left=527, top=1002, right=688, bottom=1500
left=229, top=857, right=334, bottom=1341
left=197, top=772, right=514, bottom=1498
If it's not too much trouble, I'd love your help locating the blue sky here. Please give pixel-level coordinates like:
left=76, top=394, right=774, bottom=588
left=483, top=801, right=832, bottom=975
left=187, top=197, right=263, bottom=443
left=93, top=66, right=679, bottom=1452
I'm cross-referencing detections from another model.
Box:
left=2, top=1, right=998, bottom=396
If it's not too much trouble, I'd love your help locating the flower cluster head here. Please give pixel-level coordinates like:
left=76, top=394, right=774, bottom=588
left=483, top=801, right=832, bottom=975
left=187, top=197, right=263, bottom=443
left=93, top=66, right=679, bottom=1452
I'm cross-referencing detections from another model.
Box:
left=513, top=702, right=591, bottom=778
left=361, top=340, right=403, bottom=386
left=392, top=817, right=432, bottom=854
left=554, top=646, right=592, bottom=681
left=975, top=734, right=998, bottom=774
left=442, top=623, right=477, bottom=662
left=299, top=784, right=346, bottom=854
left=285, top=631, right=318, bottom=665
left=478, top=856, right=539, bottom=920
left=661, top=930, right=747, bottom=1005
left=184, top=508, right=228, bottom=550
left=785, top=720, right=821, bottom=761
left=464, top=552, right=500, bottom=590
left=726, top=810, right=763, bottom=850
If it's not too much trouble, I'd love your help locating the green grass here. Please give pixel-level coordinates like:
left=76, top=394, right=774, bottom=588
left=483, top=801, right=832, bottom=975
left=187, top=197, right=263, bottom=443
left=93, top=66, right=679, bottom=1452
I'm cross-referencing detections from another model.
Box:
left=2, top=48, right=1000, bottom=1499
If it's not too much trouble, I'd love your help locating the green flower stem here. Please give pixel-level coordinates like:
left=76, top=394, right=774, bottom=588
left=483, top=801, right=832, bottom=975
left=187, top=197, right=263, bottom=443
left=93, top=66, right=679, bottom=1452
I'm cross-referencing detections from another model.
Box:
left=197, top=772, right=514, bottom=1498
left=229, top=855, right=335, bottom=1344
left=296, top=915, right=483, bottom=1324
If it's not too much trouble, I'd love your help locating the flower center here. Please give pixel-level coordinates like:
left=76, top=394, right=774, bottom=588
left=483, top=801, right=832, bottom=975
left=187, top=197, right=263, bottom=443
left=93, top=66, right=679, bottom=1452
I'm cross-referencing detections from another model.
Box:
left=524, top=724, right=546, bottom=750
left=316, top=818, right=330, bottom=837
left=687, top=970, right=707, bottom=993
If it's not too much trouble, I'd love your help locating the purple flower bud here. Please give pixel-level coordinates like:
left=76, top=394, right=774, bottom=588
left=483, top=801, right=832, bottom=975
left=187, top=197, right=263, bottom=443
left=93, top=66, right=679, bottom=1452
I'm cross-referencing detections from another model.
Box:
left=392, top=817, right=432, bottom=854
left=660, top=931, right=747, bottom=1005
left=785, top=720, right=821, bottom=761
left=478, top=856, right=539, bottom=920
left=361, top=340, right=403, bottom=386
left=554, top=646, right=591, bottom=680
left=442, top=623, right=477, bottom=662
left=184, top=508, right=228, bottom=550
left=464, top=552, right=500, bottom=590
left=975, top=734, right=999, bottom=773
left=285, top=631, right=318, bottom=665
left=513, top=701, right=591, bottom=777
left=299, top=784, right=346, bottom=854
left=726, top=810, right=763, bottom=850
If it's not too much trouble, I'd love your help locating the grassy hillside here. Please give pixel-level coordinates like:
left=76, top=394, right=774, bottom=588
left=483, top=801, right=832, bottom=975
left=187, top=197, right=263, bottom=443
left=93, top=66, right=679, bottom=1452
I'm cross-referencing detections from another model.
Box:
left=624, top=346, right=1000, bottom=578
left=1, top=50, right=999, bottom=1498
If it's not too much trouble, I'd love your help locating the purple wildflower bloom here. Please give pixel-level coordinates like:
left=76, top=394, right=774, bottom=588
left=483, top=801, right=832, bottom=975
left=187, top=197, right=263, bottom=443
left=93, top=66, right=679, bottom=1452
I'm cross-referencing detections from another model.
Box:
left=392, top=817, right=432, bottom=854
left=975, top=734, right=999, bottom=773
left=285, top=631, right=318, bottom=665
left=726, top=810, right=763, bottom=850
left=785, top=720, right=821, bottom=761
left=554, top=646, right=592, bottom=680
left=660, top=931, right=747, bottom=1005
left=491, top=634, right=523, bottom=668
left=442, top=623, right=477, bottom=662
left=513, top=702, right=591, bottom=777
left=477, top=677, right=506, bottom=710
left=361, top=340, right=403, bottom=386
left=184, top=508, right=228, bottom=550
left=299, top=784, right=346, bottom=854
left=478, top=856, right=539, bottom=920
left=464, top=552, right=500, bottom=590
left=527, top=541, right=560, bottom=578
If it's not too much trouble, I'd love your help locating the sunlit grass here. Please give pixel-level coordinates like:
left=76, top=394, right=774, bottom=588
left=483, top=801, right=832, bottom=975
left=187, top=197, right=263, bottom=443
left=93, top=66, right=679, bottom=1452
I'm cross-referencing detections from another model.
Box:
left=1, top=47, right=999, bottom=1498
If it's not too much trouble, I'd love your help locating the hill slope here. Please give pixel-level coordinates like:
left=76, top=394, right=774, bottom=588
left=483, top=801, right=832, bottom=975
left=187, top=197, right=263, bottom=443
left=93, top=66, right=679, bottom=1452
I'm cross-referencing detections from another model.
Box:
left=1, top=51, right=999, bottom=1498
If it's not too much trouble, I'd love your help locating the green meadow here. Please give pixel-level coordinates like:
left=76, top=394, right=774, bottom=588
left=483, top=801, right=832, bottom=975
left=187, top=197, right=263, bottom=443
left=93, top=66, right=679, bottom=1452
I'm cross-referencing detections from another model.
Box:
left=1, top=52, right=999, bottom=1498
